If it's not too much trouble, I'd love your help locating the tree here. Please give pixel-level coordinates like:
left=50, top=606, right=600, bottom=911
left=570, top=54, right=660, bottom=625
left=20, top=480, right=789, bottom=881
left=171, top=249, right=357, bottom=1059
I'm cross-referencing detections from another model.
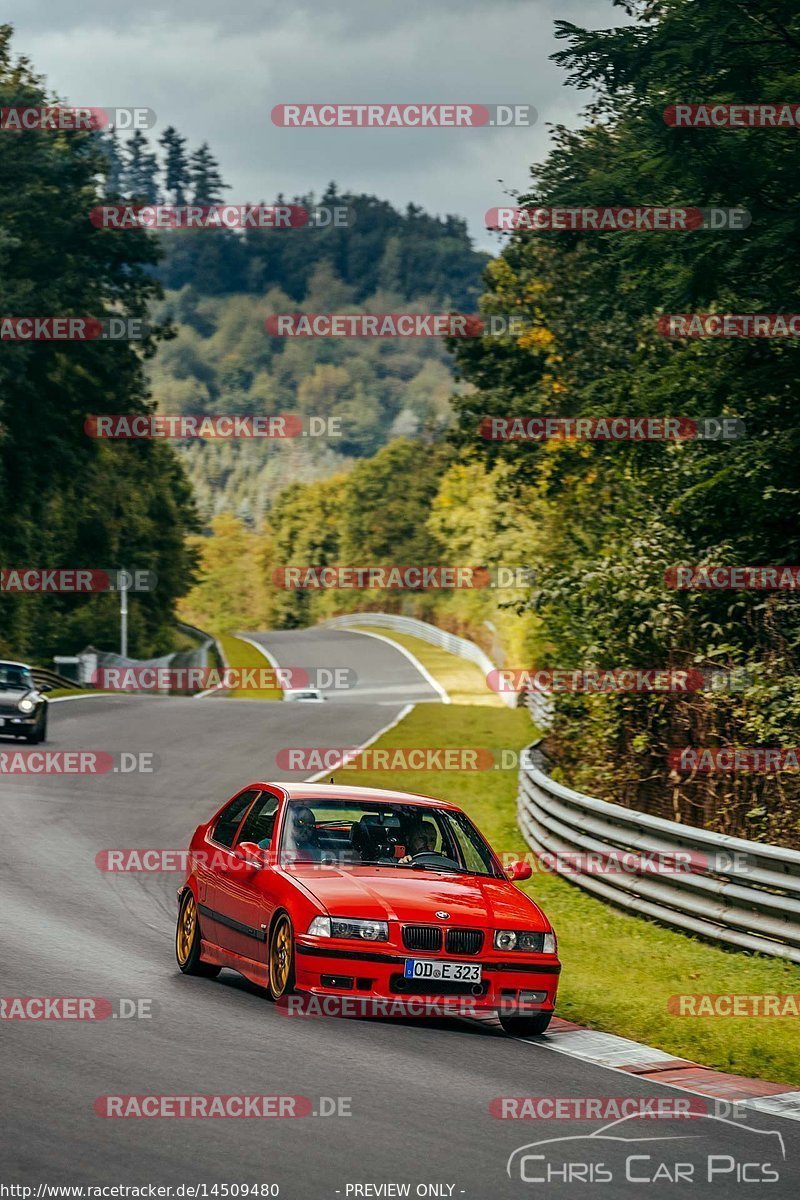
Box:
left=99, top=129, right=125, bottom=196
left=447, top=0, right=800, bottom=845
left=159, top=126, right=190, bottom=204
left=189, top=142, right=228, bottom=204
left=0, top=25, right=197, bottom=660
left=123, top=129, right=160, bottom=201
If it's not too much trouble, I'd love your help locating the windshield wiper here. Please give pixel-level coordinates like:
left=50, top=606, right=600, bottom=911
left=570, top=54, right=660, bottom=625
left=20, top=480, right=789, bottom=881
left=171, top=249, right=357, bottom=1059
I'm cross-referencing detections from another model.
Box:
left=402, top=862, right=471, bottom=875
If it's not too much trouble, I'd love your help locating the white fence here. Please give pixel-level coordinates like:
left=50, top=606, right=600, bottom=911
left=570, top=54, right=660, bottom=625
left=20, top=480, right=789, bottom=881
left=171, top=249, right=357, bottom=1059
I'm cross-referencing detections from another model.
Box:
left=518, top=743, right=800, bottom=962
left=324, top=612, right=517, bottom=707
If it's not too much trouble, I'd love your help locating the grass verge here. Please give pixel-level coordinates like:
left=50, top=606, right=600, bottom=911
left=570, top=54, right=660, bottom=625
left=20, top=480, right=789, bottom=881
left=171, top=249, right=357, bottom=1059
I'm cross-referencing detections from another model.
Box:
left=341, top=703, right=800, bottom=1086
left=218, top=634, right=282, bottom=700
left=351, top=626, right=504, bottom=706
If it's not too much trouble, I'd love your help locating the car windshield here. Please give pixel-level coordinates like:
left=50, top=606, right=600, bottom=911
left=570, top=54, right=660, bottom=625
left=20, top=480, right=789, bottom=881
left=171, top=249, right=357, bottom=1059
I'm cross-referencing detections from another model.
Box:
left=0, top=664, right=34, bottom=691
left=279, top=798, right=501, bottom=877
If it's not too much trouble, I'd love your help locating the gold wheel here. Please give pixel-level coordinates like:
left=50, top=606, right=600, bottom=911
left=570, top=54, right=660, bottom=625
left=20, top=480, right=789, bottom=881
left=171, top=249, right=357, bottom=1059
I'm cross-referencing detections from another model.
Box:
left=177, top=893, right=197, bottom=965
left=269, top=915, right=294, bottom=998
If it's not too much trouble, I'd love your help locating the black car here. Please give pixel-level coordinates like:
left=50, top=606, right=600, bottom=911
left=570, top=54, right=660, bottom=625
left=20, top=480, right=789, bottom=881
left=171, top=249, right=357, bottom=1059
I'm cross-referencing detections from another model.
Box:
left=0, top=661, right=48, bottom=743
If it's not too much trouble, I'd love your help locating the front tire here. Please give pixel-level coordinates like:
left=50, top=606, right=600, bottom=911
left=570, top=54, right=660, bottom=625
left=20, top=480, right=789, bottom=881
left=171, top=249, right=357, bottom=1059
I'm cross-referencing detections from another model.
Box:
left=176, top=891, right=220, bottom=977
left=267, top=913, right=296, bottom=1000
left=499, top=1010, right=553, bottom=1037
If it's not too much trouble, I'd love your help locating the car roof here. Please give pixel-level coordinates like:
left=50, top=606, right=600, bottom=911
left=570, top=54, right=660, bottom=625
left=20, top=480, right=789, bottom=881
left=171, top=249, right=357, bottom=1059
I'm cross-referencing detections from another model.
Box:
left=251, top=782, right=460, bottom=810
left=0, top=660, right=31, bottom=669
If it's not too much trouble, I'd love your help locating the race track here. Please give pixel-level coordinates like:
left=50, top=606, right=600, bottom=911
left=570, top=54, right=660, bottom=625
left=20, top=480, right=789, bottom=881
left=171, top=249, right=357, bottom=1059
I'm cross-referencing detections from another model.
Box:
left=2, top=628, right=799, bottom=1198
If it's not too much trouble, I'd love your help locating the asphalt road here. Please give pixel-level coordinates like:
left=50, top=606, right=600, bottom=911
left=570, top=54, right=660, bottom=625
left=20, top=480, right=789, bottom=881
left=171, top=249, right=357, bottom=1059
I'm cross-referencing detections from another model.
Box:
left=2, top=628, right=799, bottom=1198
left=244, top=627, right=442, bottom=704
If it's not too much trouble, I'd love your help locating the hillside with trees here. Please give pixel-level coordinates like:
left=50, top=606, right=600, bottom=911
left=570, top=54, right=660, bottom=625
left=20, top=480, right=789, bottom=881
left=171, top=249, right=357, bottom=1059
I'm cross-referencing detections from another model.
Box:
left=183, top=0, right=800, bottom=848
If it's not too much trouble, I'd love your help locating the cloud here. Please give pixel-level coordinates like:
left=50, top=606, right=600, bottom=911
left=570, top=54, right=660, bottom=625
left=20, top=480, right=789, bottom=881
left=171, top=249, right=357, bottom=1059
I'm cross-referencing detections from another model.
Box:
left=5, top=0, right=626, bottom=249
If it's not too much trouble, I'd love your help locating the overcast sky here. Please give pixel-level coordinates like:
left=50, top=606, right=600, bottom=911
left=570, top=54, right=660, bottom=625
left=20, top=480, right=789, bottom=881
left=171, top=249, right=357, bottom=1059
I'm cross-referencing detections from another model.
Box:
left=6, top=0, right=627, bottom=250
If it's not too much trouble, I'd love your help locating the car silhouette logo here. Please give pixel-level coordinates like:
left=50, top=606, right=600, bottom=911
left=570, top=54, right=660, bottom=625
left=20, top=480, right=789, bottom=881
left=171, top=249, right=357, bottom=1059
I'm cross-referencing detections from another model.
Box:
left=435, top=911, right=450, bottom=919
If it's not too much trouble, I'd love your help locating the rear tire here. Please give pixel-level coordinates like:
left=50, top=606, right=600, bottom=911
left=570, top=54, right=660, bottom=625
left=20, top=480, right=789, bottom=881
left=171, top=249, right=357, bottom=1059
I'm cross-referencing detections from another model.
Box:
left=499, top=1010, right=553, bottom=1037
left=176, top=891, right=220, bottom=977
left=267, top=913, right=296, bottom=1000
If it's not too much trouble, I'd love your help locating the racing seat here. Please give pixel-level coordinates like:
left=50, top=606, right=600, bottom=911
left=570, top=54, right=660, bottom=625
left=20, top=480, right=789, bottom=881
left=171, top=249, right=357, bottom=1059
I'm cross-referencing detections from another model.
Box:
left=352, top=814, right=402, bottom=861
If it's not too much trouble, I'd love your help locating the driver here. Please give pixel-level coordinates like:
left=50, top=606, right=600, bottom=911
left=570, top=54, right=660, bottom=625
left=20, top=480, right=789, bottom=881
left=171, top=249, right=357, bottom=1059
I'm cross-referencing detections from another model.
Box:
left=398, top=821, right=435, bottom=864
left=288, top=805, right=325, bottom=861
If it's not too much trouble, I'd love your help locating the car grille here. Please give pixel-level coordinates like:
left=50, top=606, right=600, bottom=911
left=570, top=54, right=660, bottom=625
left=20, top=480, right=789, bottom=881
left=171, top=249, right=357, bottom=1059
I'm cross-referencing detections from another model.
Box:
left=402, top=925, right=443, bottom=952
left=0, top=704, right=21, bottom=718
left=445, top=928, right=483, bottom=955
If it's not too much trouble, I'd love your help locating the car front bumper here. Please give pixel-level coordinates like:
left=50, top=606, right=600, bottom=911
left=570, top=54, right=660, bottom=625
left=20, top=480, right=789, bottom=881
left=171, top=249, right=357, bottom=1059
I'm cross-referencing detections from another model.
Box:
left=293, top=937, right=561, bottom=1016
left=0, top=713, right=41, bottom=730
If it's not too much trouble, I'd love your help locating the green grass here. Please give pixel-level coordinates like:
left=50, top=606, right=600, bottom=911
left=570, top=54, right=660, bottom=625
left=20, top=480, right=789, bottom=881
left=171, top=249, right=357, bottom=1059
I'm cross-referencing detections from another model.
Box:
left=351, top=625, right=504, bottom=706
left=218, top=634, right=283, bottom=700
left=342, top=703, right=800, bottom=1086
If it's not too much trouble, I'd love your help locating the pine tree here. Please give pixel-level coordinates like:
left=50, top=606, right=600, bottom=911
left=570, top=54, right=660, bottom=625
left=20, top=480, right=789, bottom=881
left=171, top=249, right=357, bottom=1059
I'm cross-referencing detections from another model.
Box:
left=123, top=130, right=160, bottom=201
left=159, top=126, right=190, bottom=204
left=99, top=129, right=125, bottom=196
left=188, top=143, right=228, bottom=204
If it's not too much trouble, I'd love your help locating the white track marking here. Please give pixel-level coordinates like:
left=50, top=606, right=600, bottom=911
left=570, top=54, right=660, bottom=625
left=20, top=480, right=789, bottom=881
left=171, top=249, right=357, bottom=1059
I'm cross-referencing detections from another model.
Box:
left=304, top=703, right=415, bottom=781
left=342, top=627, right=450, bottom=703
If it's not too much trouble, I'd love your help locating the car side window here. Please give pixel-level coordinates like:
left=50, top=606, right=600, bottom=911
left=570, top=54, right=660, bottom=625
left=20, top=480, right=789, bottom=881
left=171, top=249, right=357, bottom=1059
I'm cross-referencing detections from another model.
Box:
left=213, top=789, right=260, bottom=848
left=236, top=793, right=280, bottom=849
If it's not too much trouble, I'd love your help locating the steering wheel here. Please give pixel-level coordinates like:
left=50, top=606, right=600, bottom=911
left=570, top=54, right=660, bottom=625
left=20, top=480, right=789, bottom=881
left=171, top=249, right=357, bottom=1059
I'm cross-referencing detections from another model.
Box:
left=408, top=850, right=462, bottom=870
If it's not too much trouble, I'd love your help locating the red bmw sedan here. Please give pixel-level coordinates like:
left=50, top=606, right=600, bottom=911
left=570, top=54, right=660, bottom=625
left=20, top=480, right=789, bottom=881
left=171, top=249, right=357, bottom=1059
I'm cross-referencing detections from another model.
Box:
left=176, top=782, right=560, bottom=1035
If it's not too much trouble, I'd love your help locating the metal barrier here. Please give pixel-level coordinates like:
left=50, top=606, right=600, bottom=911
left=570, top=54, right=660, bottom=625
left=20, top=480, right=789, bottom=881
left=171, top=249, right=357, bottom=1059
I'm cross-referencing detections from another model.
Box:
left=324, top=612, right=517, bottom=708
left=518, top=742, right=800, bottom=963
left=31, top=667, right=83, bottom=693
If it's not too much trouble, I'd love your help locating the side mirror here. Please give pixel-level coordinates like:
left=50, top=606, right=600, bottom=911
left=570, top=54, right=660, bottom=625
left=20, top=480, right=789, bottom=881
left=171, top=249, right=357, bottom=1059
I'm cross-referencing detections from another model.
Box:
left=235, top=841, right=267, bottom=869
left=506, top=859, right=533, bottom=882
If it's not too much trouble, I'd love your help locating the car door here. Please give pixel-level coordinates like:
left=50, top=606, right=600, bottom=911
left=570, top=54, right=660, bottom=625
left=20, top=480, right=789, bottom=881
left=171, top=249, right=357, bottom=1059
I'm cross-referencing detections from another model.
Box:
left=198, top=787, right=261, bottom=947
left=208, top=789, right=282, bottom=961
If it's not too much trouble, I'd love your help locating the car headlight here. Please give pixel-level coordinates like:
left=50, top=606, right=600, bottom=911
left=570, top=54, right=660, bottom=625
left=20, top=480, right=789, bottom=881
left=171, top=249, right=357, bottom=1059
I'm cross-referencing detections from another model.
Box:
left=494, top=929, right=557, bottom=953
left=17, top=698, right=35, bottom=714
left=306, top=915, right=388, bottom=941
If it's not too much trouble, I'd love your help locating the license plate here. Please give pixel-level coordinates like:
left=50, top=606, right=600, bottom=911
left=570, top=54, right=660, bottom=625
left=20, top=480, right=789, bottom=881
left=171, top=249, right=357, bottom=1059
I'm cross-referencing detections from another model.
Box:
left=404, top=959, right=482, bottom=983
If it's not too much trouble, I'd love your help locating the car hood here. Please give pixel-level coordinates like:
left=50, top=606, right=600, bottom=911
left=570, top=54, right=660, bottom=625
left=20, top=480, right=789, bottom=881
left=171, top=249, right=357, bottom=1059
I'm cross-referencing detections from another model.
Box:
left=0, top=687, right=30, bottom=701
left=285, top=865, right=549, bottom=929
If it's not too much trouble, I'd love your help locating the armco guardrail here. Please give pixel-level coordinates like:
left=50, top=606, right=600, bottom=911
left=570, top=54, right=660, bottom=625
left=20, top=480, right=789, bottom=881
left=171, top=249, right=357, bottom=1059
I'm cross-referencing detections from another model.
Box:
left=324, top=612, right=517, bottom=708
left=31, top=667, right=83, bottom=692
left=518, top=742, right=800, bottom=963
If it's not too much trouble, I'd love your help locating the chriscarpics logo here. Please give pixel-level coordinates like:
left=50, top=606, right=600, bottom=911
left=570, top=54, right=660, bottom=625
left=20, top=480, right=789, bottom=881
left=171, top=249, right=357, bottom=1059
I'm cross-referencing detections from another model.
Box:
left=506, top=1113, right=786, bottom=1186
